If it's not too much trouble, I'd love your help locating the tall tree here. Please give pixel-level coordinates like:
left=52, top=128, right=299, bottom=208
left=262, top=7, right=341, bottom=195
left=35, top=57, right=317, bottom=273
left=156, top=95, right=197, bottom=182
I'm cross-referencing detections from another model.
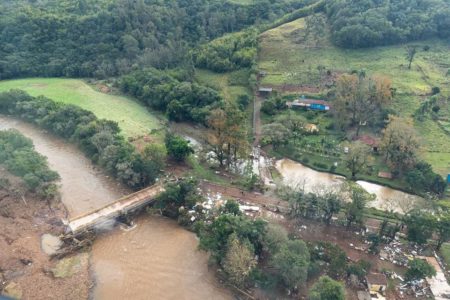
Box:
left=271, top=239, right=310, bottom=290
left=381, top=116, right=420, bottom=174
left=344, top=183, right=373, bottom=229
left=344, top=141, right=371, bottom=179
left=335, top=74, right=392, bottom=136
left=405, top=45, right=418, bottom=70
left=223, top=233, right=257, bottom=287
left=309, top=276, right=345, bottom=300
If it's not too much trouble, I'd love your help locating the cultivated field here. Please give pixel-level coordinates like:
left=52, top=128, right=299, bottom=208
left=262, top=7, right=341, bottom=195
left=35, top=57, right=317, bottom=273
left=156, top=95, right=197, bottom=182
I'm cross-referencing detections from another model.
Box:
left=0, top=78, right=164, bottom=139
left=258, top=16, right=450, bottom=176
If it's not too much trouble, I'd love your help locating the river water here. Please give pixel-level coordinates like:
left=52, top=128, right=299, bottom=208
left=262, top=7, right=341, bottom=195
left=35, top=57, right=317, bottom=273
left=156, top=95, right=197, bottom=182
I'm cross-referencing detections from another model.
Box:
left=275, top=158, right=424, bottom=213
left=0, top=116, right=232, bottom=300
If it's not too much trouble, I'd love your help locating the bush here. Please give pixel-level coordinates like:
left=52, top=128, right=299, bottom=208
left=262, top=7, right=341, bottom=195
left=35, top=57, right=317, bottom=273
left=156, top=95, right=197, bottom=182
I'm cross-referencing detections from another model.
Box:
left=313, top=162, right=328, bottom=169
left=431, top=86, right=441, bottom=95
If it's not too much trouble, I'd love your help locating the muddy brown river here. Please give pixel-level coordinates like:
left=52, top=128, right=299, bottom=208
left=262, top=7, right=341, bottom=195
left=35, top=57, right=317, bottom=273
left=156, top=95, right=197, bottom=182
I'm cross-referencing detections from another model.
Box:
left=0, top=116, right=232, bottom=300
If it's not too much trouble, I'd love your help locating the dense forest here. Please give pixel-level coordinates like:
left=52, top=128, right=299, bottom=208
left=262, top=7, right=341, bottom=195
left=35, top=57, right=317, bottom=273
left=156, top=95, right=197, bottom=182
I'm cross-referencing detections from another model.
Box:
left=326, top=0, right=450, bottom=48
left=0, top=0, right=315, bottom=79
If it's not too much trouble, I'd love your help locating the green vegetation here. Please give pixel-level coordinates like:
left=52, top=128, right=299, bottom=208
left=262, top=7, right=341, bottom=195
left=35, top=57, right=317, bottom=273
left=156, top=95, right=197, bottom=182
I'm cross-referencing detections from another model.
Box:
left=405, top=259, right=436, bottom=282
left=165, top=133, right=194, bottom=162
left=0, top=129, right=59, bottom=198
left=258, top=15, right=450, bottom=184
left=0, top=78, right=162, bottom=139
left=0, top=0, right=312, bottom=79
left=120, top=69, right=222, bottom=125
left=309, top=276, right=345, bottom=300
left=326, top=0, right=450, bottom=48
left=0, top=90, right=162, bottom=189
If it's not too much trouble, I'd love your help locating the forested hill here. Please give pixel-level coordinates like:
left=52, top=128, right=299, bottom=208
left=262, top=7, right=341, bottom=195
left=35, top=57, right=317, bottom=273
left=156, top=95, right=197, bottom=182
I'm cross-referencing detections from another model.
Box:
left=326, top=0, right=450, bottom=48
left=0, top=0, right=316, bottom=79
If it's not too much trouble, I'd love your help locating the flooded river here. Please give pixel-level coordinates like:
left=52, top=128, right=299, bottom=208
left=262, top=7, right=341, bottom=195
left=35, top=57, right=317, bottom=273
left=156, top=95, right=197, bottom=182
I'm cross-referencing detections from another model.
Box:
left=0, top=115, right=232, bottom=300
left=0, top=116, right=126, bottom=219
left=276, top=158, right=424, bottom=213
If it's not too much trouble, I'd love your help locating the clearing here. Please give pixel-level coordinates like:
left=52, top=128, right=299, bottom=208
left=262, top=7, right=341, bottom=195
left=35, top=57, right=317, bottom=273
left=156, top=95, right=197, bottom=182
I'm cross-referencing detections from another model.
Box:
left=258, top=16, right=450, bottom=177
left=0, top=78, right=164, bottom=139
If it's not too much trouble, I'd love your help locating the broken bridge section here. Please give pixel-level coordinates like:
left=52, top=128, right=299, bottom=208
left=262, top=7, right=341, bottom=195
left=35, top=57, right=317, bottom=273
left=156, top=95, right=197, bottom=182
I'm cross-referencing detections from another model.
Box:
left=66, top=183, right=165, bottom=235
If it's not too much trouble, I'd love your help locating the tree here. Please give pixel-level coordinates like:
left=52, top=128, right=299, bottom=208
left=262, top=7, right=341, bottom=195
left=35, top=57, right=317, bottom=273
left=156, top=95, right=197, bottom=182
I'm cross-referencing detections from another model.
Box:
left=207, top=106, right=250, bottom=167
left=223, top=233, right=257, bottom=287
left=165, top=133, right=194, bottom=162
left=405, top=45, right=418, bottom=70
left=261, top=123, right=291, bottom=148
left=405, top=161, right=447, bottom=197
left=334, top=74, right=392, bottom=136
left=345, top=183, right=373, bottom=229
left=405, top=259, right=436, bottom=282
left=142, top=144, right=167, bottom=172
left=404, top=210, right=436, bottom=245
left=381, top=116, right=420, bottom=174
left=262, top=224, right=289, bottom=254
left=344, top=141, right=371, bottom=179
left=309, top=276, right=345, bottom=300
left=271, top=239, right=310, bottom=290
left=435, top=214, right=450, bottom=250
left=318, top=189, right=342, bottom=225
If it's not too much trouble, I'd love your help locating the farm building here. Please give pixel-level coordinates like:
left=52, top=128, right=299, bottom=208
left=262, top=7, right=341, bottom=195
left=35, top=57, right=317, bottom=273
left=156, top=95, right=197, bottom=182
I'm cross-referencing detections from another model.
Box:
left=355, top=135, right=380, bottom=152
left=286, top=98, right=331, bottom=111
left=258, top=87, right=273, bottom=97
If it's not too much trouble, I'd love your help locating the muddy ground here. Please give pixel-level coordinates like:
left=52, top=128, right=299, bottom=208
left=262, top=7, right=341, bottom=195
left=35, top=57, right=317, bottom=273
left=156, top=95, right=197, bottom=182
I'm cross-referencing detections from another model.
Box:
left=0, top=175, right=90, bottom=300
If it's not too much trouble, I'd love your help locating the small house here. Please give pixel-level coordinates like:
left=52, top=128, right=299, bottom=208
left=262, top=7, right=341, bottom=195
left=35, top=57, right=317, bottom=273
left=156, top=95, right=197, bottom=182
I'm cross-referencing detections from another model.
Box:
left=366, top=273, right=387, bottom=295
left=355, top=135, right=380, bottom=152
left=258, top=87, right=273, bottom=97
left=286, top=98, right=331, bottom=111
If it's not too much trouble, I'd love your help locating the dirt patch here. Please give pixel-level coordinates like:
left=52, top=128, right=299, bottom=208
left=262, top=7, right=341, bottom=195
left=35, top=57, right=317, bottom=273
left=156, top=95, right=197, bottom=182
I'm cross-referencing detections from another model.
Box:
left=0, top=178, right=90, bottom=300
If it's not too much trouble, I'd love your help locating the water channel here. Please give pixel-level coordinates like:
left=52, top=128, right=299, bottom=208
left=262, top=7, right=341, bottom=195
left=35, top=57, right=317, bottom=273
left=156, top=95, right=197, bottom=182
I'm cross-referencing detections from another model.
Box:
left=275, top=158, right=424, bottom=213
left=0, top=116, right=232, bottom=300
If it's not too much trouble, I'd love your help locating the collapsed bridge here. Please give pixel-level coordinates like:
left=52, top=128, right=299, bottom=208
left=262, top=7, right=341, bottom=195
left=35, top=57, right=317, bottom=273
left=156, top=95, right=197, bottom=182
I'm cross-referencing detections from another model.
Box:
left=65, top=183, right=165, bottom=235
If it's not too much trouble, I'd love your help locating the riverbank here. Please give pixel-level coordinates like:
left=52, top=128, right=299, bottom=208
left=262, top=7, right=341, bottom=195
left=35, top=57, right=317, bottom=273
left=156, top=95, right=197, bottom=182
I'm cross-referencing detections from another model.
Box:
left=0, top=172, right=90, bottom=300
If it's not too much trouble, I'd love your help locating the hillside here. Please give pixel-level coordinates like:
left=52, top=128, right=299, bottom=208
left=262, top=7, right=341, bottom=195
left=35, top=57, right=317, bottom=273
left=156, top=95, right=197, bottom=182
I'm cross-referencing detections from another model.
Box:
left=258, top=16, right=450, bottom=177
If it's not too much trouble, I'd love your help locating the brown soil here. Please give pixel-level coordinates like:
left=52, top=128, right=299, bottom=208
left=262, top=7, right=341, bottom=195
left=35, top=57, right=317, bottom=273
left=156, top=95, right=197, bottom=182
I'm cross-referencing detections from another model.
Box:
left=0, top=176, right=90, bottom=300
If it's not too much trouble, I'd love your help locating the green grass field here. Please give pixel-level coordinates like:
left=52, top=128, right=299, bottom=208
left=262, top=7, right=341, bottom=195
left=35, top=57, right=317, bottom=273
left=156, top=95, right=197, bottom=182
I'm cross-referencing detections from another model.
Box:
left=0, top=78, right=164, bottom=139
left=258, top=16, right=450, bottom=177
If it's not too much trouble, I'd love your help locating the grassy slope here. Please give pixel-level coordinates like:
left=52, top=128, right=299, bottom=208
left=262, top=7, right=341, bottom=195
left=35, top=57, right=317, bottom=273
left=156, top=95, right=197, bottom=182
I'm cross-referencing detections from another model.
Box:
left=258, top=16, right=450, bottom=177
left=0, top=78, right=164, bottom=139
left=195, top=69, right=253, bottom=127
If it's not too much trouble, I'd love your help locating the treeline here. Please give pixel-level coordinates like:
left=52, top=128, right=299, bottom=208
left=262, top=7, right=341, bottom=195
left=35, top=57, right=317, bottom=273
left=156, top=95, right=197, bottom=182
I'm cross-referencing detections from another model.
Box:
left=0, top=129, right=59, bottom=198
left=120, top=69, right=222, bottom=124
left=326, top=0, right=450, bottom=48
left=0, top=90, right=161, bottom=189
left=0, top=0, right=313, bottom=79
left=192, top=30, right=258, bottom=72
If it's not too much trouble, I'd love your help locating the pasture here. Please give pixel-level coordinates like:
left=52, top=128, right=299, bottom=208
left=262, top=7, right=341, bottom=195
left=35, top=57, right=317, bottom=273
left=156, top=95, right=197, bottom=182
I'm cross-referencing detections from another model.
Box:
left=0, top=78, right=164, bottom=139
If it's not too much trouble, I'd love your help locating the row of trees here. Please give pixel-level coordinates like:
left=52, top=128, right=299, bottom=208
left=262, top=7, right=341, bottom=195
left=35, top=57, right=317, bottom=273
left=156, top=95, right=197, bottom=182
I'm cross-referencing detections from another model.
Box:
left=0, top=90, right=162, bottom=189
left=0, top=0, right=312, bottom=79
left=0, top=129, right=59, bottom=199
left=325, top=0, right=450, bottom=48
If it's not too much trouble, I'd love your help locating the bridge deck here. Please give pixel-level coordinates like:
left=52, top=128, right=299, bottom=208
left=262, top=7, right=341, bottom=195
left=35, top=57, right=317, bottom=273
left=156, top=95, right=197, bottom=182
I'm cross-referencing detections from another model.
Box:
left=67, top=183, right=165, bottom=234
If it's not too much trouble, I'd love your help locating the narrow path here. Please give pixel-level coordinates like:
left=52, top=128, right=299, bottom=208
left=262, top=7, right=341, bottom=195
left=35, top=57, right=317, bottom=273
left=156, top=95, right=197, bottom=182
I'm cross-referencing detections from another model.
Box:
left=253, top=93, right=262, bottom=146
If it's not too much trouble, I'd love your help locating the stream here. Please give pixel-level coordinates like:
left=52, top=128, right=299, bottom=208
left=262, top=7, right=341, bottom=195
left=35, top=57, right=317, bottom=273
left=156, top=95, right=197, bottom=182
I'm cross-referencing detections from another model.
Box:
left=0, top=116, right=232, bottom=300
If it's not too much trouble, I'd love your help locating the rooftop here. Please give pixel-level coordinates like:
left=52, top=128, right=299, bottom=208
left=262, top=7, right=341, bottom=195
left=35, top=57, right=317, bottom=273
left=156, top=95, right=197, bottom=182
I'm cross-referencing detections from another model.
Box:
left=367, top=273, right=387, bottom=286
